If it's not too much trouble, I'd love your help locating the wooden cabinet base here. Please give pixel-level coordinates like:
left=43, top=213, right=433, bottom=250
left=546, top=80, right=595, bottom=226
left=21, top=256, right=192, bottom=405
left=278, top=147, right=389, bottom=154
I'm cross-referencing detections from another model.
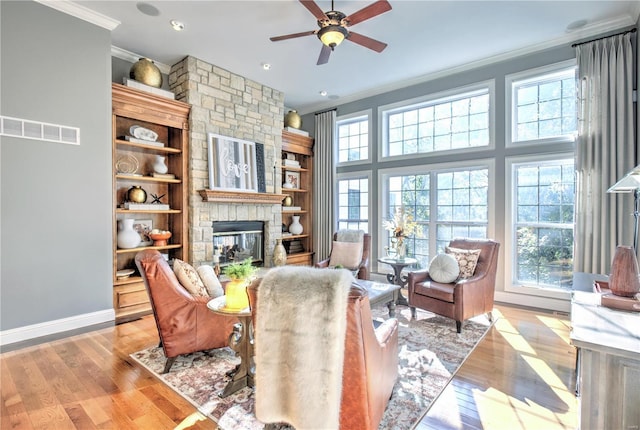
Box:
left=114, top=282, right=151, bottom=323
left=286, top=252, right=314, bottom=266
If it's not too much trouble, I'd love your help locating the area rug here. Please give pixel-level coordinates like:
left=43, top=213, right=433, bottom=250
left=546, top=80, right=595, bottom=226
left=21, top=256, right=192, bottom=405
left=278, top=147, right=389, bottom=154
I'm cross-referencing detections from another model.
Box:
left=130, top=307, right=492, bottom=429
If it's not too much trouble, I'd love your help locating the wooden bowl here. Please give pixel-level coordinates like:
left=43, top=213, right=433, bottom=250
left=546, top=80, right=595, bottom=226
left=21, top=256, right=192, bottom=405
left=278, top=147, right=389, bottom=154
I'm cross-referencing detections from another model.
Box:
left=149, top=231, right=172, bottom=246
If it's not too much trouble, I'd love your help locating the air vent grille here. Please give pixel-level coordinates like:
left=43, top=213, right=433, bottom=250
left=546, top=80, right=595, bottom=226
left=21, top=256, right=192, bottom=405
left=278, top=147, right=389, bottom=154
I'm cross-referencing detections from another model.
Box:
left=0, top=115, right=80, bottom=145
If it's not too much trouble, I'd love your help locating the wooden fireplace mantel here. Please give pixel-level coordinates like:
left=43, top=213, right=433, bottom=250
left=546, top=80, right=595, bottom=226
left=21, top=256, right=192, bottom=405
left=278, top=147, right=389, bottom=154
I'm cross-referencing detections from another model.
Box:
left=198, top=189, right=286, bottom=204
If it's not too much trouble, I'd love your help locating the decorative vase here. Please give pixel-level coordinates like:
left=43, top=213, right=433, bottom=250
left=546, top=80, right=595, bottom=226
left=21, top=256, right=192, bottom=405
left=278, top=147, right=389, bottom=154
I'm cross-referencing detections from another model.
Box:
left=609, top=245, right=640, bottom=297
left=117, top=219, right=141, bottom=249
left=395, top=239, right=407, bottom=260
left=289, top=215, right=303, bottom=235
left=129, top=57, right=162, bottom=88
left=152, top=155, right=168, bottom=174
left=225, top=279, right=250, bottom=310
left=283, top=195, right=293, bottom=207
left=284, top=110, right=302, bottom=129
left=273, top=239, right=287, bottom=267
left=127, top=185, right=147, bottom=203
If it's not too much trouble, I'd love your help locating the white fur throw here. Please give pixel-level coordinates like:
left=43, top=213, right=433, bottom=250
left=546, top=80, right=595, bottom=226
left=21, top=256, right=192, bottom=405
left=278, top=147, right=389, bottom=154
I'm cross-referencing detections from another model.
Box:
left=254, top=266, right=353, bottom=430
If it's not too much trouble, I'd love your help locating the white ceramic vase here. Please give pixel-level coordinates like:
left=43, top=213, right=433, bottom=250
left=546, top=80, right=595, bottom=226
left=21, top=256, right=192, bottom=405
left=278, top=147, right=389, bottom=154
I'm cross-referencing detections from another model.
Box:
left=289, top=215, right=303, bottom=235
left=117, top=218, right=141, bottom=249
left=153, top=155, right=168, bottom=174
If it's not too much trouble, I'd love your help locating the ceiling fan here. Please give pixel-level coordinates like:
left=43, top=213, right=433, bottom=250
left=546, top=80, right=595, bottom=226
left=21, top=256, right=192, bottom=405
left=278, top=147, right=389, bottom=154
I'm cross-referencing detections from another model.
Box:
left=270, top=0, right=392, bottom=65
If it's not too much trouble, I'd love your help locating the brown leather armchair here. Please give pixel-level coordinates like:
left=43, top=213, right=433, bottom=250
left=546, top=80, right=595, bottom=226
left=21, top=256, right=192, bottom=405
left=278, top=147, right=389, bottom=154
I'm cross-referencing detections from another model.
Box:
left=407, top=238, right=500, bottom=333
left=316, top=232, right=371, bottom=280
left=135, top=249, right=237, bottom=373
left=247, top=276, right=398, bottom=430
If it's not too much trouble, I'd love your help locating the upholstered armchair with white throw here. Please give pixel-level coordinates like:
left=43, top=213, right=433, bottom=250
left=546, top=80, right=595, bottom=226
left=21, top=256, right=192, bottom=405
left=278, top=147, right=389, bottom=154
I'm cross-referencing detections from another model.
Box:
left=316, top=230, right=371, bottom=280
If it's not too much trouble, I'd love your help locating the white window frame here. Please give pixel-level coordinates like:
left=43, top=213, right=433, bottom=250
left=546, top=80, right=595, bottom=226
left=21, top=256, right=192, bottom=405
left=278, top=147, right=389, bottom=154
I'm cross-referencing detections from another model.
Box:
left=378, top=80, right=495, bottom=162
left=335, top=109, right=372, bottom=166
left=335, top=171, right=373, bottom=233
left=504, top=153, right=574, bottom=301
left=377, top=158, right=495, bottom=273
left=505, top=59, right=577, bottom=148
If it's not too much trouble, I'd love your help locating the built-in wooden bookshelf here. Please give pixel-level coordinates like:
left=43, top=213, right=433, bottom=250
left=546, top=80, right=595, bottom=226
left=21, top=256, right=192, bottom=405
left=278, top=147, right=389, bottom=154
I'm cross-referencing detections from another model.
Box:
left=112, top=83, right=190, bottom=323
left=281, top=130, right=314, bottom=266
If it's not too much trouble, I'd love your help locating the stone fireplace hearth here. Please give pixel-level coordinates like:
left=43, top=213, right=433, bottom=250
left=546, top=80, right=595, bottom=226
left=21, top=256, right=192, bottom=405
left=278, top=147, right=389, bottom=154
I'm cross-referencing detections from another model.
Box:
left=169, top=56, right=285, bottom=267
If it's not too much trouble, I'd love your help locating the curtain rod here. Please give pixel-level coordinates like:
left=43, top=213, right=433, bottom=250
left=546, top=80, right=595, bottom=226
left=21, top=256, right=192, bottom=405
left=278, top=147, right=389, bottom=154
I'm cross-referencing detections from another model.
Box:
left=571, top=28, right=636, bottom=48
left=314, top=108, right=337, bottom=116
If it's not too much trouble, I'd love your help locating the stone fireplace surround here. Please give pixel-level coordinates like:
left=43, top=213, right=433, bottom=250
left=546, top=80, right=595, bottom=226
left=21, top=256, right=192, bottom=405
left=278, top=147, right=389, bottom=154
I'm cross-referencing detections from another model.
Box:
left=168, top=56, right=285, bottom=268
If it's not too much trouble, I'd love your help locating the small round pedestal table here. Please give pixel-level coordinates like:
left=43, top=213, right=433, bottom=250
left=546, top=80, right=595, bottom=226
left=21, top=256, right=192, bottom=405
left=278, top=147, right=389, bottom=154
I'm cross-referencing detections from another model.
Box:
left=377, top=256, right=418, bottom=306
left=207, top=296, right=254, bottom=398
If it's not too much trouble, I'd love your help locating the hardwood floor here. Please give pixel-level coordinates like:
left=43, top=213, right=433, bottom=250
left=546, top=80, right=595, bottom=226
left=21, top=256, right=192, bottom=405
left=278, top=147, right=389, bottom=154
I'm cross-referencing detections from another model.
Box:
left=417, top=306, right=578, bottom=430
left=1, top=304, right=577, bottom=429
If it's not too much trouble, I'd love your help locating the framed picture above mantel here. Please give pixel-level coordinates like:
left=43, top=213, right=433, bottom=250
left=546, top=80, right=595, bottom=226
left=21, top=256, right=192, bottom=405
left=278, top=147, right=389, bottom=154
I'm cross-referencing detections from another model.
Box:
left=207, top=133, right=263, bottom=193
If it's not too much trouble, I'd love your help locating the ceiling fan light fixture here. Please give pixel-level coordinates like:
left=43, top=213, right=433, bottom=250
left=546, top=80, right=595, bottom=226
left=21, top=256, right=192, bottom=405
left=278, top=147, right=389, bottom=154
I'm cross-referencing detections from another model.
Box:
left=318, top=25, right=347, bottom=49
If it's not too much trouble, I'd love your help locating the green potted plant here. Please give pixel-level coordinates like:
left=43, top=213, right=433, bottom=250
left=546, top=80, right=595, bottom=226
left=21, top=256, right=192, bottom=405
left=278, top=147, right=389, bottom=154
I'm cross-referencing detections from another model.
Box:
left=223, top=258, right=257, bottom=310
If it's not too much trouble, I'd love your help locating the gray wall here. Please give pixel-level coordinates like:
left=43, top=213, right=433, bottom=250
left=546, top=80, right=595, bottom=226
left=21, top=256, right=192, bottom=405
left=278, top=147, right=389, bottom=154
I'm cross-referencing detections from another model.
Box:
left=1, top=1, right=113, bottom=331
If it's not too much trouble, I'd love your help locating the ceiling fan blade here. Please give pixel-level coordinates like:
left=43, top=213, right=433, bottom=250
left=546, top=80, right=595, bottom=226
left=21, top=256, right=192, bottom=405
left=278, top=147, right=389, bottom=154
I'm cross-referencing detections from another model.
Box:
left=270, top=30, right=316, bottom=42
left=317, top=45, right=332, bottom=65
left=345, top=0, right=392, bottom=26
left=299, top=0, right=328, bottom=21
left=347, top=31, right=387, bottom=53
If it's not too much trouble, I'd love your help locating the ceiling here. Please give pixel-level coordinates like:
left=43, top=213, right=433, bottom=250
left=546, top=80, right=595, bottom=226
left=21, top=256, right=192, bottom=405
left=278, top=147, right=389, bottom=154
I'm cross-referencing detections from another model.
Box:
left=61, top=0, right=639, bottom=114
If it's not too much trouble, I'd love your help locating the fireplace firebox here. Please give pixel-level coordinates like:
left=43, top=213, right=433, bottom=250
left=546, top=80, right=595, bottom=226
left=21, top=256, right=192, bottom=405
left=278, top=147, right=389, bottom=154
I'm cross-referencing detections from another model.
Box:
left=212, top=221, right=264, bottom=267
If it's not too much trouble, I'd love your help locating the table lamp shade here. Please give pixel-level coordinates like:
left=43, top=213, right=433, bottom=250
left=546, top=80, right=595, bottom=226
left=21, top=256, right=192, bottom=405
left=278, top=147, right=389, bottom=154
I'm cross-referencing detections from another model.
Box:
left=607, top=164, right=640, bottom=251
left=607, top=167, right=640, bottom=192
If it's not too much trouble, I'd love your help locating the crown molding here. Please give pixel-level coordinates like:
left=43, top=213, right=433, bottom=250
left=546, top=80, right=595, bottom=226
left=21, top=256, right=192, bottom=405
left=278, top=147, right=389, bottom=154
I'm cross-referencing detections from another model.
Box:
left=35, top=0, right=120, bottom=30
left=111, top=46, right=172, bottom=75
left=299, top=15, right=635, bottom=116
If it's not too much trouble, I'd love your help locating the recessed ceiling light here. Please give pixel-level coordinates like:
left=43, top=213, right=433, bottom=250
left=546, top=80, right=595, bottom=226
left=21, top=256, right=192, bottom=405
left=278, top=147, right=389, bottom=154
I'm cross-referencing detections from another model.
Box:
left=136, top=2, right=160, bottom=17
left=170, top=20, right=185, bottom=31
left=319, top=90, right=328, bottom=97
left=262, top=63, right=271, bottom=71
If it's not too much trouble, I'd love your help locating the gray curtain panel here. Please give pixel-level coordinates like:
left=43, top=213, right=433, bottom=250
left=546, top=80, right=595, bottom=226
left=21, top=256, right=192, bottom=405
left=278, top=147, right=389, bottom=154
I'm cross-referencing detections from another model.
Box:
left=313, top=110, right=336, bottom=262
left=574, top=32, right=637, bottom=274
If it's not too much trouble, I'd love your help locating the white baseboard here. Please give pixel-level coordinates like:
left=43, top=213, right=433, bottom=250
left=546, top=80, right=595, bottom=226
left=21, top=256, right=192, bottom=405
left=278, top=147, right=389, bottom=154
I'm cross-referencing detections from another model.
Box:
left=0, top=309, right=115, bottom=347
left=494, top=291, right=570, bottom=313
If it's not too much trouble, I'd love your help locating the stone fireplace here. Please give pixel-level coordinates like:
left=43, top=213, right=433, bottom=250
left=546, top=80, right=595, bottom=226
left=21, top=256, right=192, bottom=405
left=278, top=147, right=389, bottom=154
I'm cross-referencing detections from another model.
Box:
left=169, top=56, right=285, bottom=267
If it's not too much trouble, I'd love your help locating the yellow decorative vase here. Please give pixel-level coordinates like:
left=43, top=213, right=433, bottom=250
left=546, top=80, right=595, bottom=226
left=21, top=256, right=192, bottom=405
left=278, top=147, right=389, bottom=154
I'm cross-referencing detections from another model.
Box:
left=127, top=185, right=147, bottom=203
left=284, top=110, right=302, bottom=129
left=130, top=58, right=163, bottom=88
left=225, top=279, right=250, bottom=310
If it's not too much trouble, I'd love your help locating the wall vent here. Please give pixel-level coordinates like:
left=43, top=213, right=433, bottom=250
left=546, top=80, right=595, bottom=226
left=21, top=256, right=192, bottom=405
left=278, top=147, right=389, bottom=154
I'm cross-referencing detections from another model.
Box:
left=0, top=115, right=80, bottom=145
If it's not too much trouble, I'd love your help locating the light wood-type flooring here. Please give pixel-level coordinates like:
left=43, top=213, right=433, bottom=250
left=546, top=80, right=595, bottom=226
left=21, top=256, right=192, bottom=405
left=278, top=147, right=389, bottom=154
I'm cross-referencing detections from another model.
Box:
left=1, top=303, right=577, bottom=429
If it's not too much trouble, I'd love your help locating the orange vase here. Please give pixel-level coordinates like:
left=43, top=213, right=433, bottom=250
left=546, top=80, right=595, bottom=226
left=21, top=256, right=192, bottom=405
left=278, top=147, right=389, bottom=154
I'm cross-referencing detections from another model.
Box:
left=609, top=245, right=640, bottom=297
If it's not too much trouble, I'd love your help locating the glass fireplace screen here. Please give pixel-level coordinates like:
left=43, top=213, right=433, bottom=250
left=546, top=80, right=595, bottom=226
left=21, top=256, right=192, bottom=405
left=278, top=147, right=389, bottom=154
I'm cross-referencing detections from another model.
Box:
left=212, top=221, right=264, bottom=267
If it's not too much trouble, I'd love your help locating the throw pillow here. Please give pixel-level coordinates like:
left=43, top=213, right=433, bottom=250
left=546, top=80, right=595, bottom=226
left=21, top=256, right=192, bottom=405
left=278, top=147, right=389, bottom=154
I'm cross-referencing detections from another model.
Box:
left=428, top=253, right=460, bottom=283
left=197, top=265, right=224, bottom=298
left=328, top=241, right=363, bottom=270
left=445, top=247, right=482, bottom=279
left=173, top=259, right=209, bottom=297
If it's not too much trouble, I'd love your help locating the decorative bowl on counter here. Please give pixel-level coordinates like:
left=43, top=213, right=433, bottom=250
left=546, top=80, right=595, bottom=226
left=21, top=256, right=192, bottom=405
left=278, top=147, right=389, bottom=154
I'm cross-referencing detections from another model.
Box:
left=149, top=230, right=172, bottom=246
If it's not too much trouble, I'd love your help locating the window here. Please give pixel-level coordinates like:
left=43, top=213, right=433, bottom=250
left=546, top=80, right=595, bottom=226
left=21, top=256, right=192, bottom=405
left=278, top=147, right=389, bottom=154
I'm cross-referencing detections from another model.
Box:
left=336, top=113, right=369, bottom=163
left=381, top=82, right=493, bottom=158
left=435, top=169, right=489, bottom=251
left=382, top=163, right=491, bottom=269
left=337, top=175, right=370, bottom=232
left=507, top=156, right=575, bottom=291
left=507, top=60, right=577, bottom=145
